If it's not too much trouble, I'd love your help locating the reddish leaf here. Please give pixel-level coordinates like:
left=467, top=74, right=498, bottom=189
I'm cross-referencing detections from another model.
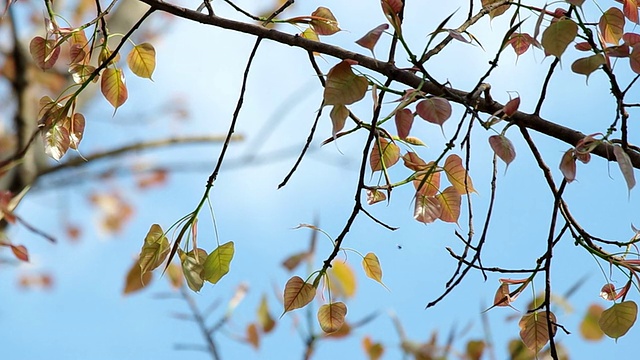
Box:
left=567, top=0, right=585, bottom=5
left=310, top=7, right=340, bottom=35
left=246, top=323, right=260, bottom=349
left=507, top=33, right=540, bottom=56
left=489, top=135, right=516, bottom=167
left=416, top=97, right=452, bottom=127
left=283, top=276, right=316, bottom=313
left=355, top=24, right=389, bottom=54
left=542, top=19, right=578, bottom=58
left=443, top=154, right=476, bottom=194
left=519, top=311, right=557, bottom=352
left=437, top=186, right=461, bottom=223
left=613, top=145, right=636, bottom=191
left=29, top=36, right=60, bottom=70
left=323, top=61, right=368, bottom=106
left=599, top=7, right=625, bottom=45
left=503, top=97, right=520, bottom=117
left=559, top=149, right=577, bottom=183
left=61, top=113, right=85, bottom=150
left=600, top=283, right=617, bottom=301
left=575, top=42, right=593, bottom=51
left=330, top=104, right=349, bottom=137
left=317, top=302, right=347, bottom=333
left=101, top=68, right=128, bottom=110
left=43, top=123, right=70, bottom=161
left=282, top=252, right=309, bottom=271
left=402, top=152, right=428, bottom=171
left=414, top=194, right=441, bottom=224
left=493, top=283, right=512, bottom=307
left=370, top=138, right=400, bottom=172
left=366, top=189, right=387, bottom=205
left=413, top=169, right=440, bottom=197
left=394, top=108, right=414, bottom=139
left=127, top=43, right=156, bottom=79
left=605, top=44, right=630, bottom=57
left=10, top=244, right=29, bottom=262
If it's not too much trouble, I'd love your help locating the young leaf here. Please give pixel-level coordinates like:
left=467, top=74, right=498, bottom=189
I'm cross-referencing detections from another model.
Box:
left=362, top=252, right=384, bottom=285
left=437, top=186, right=461, bottom=223
left=366, top=189, right=387, bottom=205
left=317, top=302, right=347, bottom=333
left=166, top=263, right=184, bottom=290
left=623, top=0, right=640, bottom=24
left=10, top=244, right=29, bottom=262
left=310, top=7, right=340, bottom=35
left=123, top=259, right=153, bottom=295
left=29, top=36, right=60, bottom=70
left=580, top=304, right=605, bottom=341
left=489, top=135, right=516, bottom=168
left=443, top=154, right=476, bottom=194
left=202, top=241, right=235, bottom=284
left=414, top=194, right=442, bottom=224
left=370, top=138, right=400, bottom=172
left=355, top=24, right=389, bottom=55
left=503, top=97, right=520, bottom=117
left=180, top=248, right=207, bottom=292
left=43, top=123, right=70, bottom=161
left=493, top=283, right=511, bottom=307
left=599, top=301, right=637, bottom=339
left=363, top=336, right=385, bottom=360
left=101, top=68, right=128, bottom=110
left=257, top=295, right=276, bottom=333
left=571, top=54, right=606, bottom=81
left=599, top=7, right=625, bottom=45
left=481, top=0, right=511, bottom=19
left=138, top=223, right=170, bottom=275
left=519, top=311, right=557, bottom=353
left=330, top=104, right=349, bottom=137
left=559, top=149, right=577, bottom=183
left=283, top=276, right=316, bottom=313
left=541, top=19, right=578, bottom=58
left=613, top=145, right=636, bottom=192
left=323, top=60, right=368, bottom=106
left=282, top=252, right=309, bottom=271
left=395, top=108, right=414, bottom=140
left=630, top=44, right=640, bottom=74
left=328, top=261, right=356, bottom=298
left=62, top=113, right=85, bottom=150
left=416, top=97, right=452, bottom=127
left=246, top=323, right=260, bottom=349
left=127, top=43, right=156, bottom=79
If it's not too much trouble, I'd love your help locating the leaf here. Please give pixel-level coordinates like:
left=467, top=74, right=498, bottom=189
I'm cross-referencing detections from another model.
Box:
left=138, top=223, right=170, bottom=275
left=489, top=135, right=516, bottom=168
left=123, top=259, right=153, bottom=295
left=403, top=136, right=426, bottom=146
left=599, top=7, right=625, bottom=45
left=624, top=0, right=640, bottom=24
left=43, top=123, right=70, bottom=161
left=413, top=168, right=440, bottom=197
left=99, top=45, right=120, bottom=65
left=507, top=33, right=540, bottom=56
left=257, top=295, right=276, bottom=333
left=366, top=189, right=387, bottom=205
left=613, top=145, right=636, bottom=192
left=101, top=68, right=128, bottom=110
left=202, top=241, right=235, bottom=284
left=317, top=302, right=347, bottom=333
left=328, top=261, right=356, bottom=298
left=519, top=311, right=557, bottom=353
left=282, top=252, right=309, bottom=271
left=580, top=304, right=605, bottom=341
left=416, top=97, right=452, bottom=127
left=599, top=301, right=637, bottom=339
left=180, top=248, right=207, bottom=292
left=282, top=276, right=316, bottom=313
left=246, top=323, right=259, bottom=349
left=437, top=186, right=461, bottom=223
left=61, top=113, right=85, bottom=150
left=323, top=60, right=368, bottom=106
left=29, top=36, right=60, bottom=70
left=381, top=0, right=402, bottom=33
left=69, top=64, right=97, bottom=84
left=370, top=138, right=400, bottom=172
left=630, top=44, right=640, bottom=74
left=559, top=149, right=576, bottom=183
left=362, top=336, right=385, bottom=360
left=10, top=244, right=29, bottom=262
left=542, top=19, right=578, bottom=58
left=443, top=154, right=476, bottom=194
left=600, top=283, right=617, bottom=301
left=394, top=108, right=414, bottom=139
left=503, top=97, right=520, bottom=117
left=624, top=32, right=640, bottom=46
left=310, top=7, right=340, bottom=35
left=403, top=152, right=428, bottom=171
left=362, top=252, right=384, bottom=285
left=414, top=194, right=442, bottom=224
left=355, top=24, right=389, bottom=55
left=466, top=340, right=485, bottom=360
left=127, top=43, right=156, bottom=79
left=166, top=263, right=184, bottom=289
left=330, top=104, right=349, bottom=137
left=481, top=0, right=511, bottom=19
left=571, top=54, right=606, bottom=81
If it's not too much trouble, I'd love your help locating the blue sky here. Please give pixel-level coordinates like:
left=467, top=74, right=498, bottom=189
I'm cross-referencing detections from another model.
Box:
left=1, top=0, right=639, bottom=359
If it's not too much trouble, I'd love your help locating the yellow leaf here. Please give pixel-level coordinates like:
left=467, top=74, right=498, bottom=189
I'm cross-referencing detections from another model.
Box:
left=599, top=7, right=625, bottom=45
left=202, top=241, right=234, bottom=284
left=518, top=311, right=557, bottom=353
left=580, top=304, right=604, bottom=341
left=282, top=276, right=316, bottom=314
left=362, top=336, right=384, bottom=360
left=127, top=43, right=156, bottom=79
left=317, top=302, right=347, bottom=333
left=437, top=186, right=461, bottom=223
left=370, top=138, right=400, bottom=172
left=542, top=19, right=578, bottom=58
left=138, top=223, right=169, bottom=275
left=328, top=261, right=356, bottom=298
left=101, top=67, right=128, bottom=110
left=180, top=248, right=207, bottom=292
left=443, top=154, right=476, bottom=194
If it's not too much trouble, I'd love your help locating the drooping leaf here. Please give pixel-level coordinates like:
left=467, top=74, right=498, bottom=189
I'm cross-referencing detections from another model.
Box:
left=599, top=7, right=625, bottom=45
left=317, top=302, right=347, bottom=333
left=61, top=113, right=85, bottom=150
left=519, top=311, right=557, bottom=353
left=366, top=189, right=387, bottom=205
left=580, top=304, right=605, bottom=341
left=413, top=168, right=440, bottom=197
left=166, top=263, right=184, bottom=289
left=599, top=301, right=637, bottom=339
left=180, top=248, right=207, bottom=292
left=489, top=135, right=516, bottom=168
left=613, top=145, right=636, bottom=192
left=362, top=336, right=385, bottom=360
left=101, top=67, right=128, bottom=110
left=246, top=323, right=260, bottom=349
left=481, top=0, right=511, bottom=19
left=370, top=138, right=400, bottom=172
left=437, top=186, right=461, bottom=223
left=283, top=276, right=316, bottom=313
left=381, top=0, right=402, bottom=33
left=257, top=294, right=276, bottom=333
left=443, top=154, right=476, bottom=194
left=507, top=33, right=540, bottom=56
left=416, top=97, right=452, bottom=127
left=323, top=60, right=368, bottom=106
left=43, top=123, right=70, bottom=161
left=10, top=244, right=29, bottom=262
left=503, top=97, right=520, bottom=117
left=127, top=43, right=156, bottom=79
left=395, top=108, right=414, bottom=139
left=600, top=283, right=617, bottom=301
left=328, top=261, right=356, bottom=298
left=330, top=104, right=349, bottom=137
left=29, top=36, right=60, bottom=70
left=355, top=24, right=389, bottom=55
left=571, top=54, right=606, bottom=81
left=202, top=241, right=235, bottom=284
left=630, top=44, right=640, bottom=74
left=403, top=152, right=428, bottom=171
left=282, top=252, right=309, bottom=271
left=362, top=252, right=384, bottom=285
left=99, top=45, right=120, bottom=65
left=414, top=194, right=442, bottom=224
left=466, top=340, right=485, bottom=360
left=310, top=7, right=340, bottom=35
left=623, top=0, right=640, bottom=24
left=138, top=223, right=170, bottom=275
left=69, top=64, right=97, bottom=84
left=123, top=258, right=153, bottom=295
left=559, top=149, right=577, bottom=183
left=542, top=19, right=578, bottom=58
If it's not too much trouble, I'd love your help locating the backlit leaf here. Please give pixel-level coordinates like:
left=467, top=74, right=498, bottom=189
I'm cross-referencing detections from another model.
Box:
left=355, top=24, right=389, bottom=55
left=519, top=311, right=557, bottom=353
left=624, top=0, right=640, bottom=24
left=166, top=263, right=184, bottom=289
left=138, top=223, right=169, bottom=275
left=600, top=283, right=617, bottom=301
left=624, top=32, right=640, bottom=45
left=559, top=149, right=576, bottom=183
left=323, top=60, right=368, bottom=106
left=503, top=97, right=520, bottom=117
left=362, top=336, right=384, bottom=360
left=362, top=252, right=384, bottom=285
left=99, top=45, right=120, bottom=65
left=202, top=241, right=235, bottom=284
left=481, top=0, right=510, bottom=19
left=310, top=7, right=340, bottom=35
left=614, top=145, right=636, bottom=192
left=370, top=138, right=400, bottom=172
left=282, top=252, right=309, bottom=271
left=101, top=68, right=128, bottom=110
left=599, top=301, right=637, bottom=339
left=466, top=340, right=485, bottom=360
left=489, top=135, right=516, bottom=168
left=127, top=43, right=156, bottom=79
left=330, top=104, right=349, bottom=137
left=43, top=123, right=70, bottom=161
left=542, top=19, right=578, bottom=58
left=403, top=152, right=428, bottom=171
left=401, top=136, right=424, bottom=146
left=246, top=323, right=260, bottom=349
left=123, top=259, right=153, bottom=295
left=61, top=113, right=85, bottom=150
left=69, top=64, right=96, bottom=84
left=416, top=97, right=452, bottom=127
left=395, top=108, right=414, bottom=139
left=599, top=8, right=625, bottom=45
left=258, top=295, right=276, bottom=333
left=493, top=283, right=512, bottom=307
left=507, top=33, right=540, bottom=56
left=414, top=194, right=441, bottom=224
left=328, top=261, right=356, bottom=298
left=317, top=302, right=347, bottom=333
left=580, top=304, right=605, bottom=341
left=10, top=244, right=29, bottom=262
left=180, top=248, right=207, bottom=292
left=29, top=36, right=60, bottom=70
left=630, top=44, right=640, bottom=74
left=437, top=186, right=461, bottom=223
left=443, top=154, right=476, bottom=194
left=283, top=276, right=316, bottom=313
left=413, top=168, right=440, bottom=197
left=571, top=54, right=606, bottom=81
left=366, top=189, right=387, bottom=205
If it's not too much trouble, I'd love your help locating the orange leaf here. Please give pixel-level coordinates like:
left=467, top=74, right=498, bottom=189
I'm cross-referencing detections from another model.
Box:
left=101, top=68, right=128, bottom=110
left=355, top=24, right=389, bottom=54
left=519, top=311, right=557, bottom=353
left=323, top=61, right=368, bottom=106
left=413, top=168, right=440, bottom=197
left=362, top=252, right=384, bottom=285
left=437, top=186, right=461, bottom=223
left=395, top=108, right=414, bottom=139
left=414, top=194, right=441, bottom=224
left=246, top=323, right=260, bottom=349
left=443, top=154, right=476, bottom=194
left=123, top=259, right=153, bottom=295
left=370, top=138, right=400, bottom=172
left=10, top=244, right=29, bottom=262
left=282, top=276, right=316, bottom=313
left=580, top=304, right=605, bottom=341
left=127, top=43, right=156, bottom=79
left=402, top=152, right=428, bottom=171
left=416, top=97, right=452, bottom=127
left=599, top=7, right=625, bottom=45
left=317, top=302, right=347, bottom=333
left=624, top=0, right=640, bottom=24
left=310, top=7, right=340, bottom=35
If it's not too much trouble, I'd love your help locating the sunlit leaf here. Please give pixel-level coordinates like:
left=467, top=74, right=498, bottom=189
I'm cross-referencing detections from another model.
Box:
left=370, top=138, right=400, bottom=172
left=362, top=336, right=384, bottom=360
left=403, top=136, right=426, bottom=146
left=395, top=108, right=414, bottom=139
left=43, top=123, right=70, bottom=161
left=123, top=259, right=153, bottom=295
left=580, top=304, right=605, bottom=341
left=571, top=54, right=606, bottom=81
left=599, top=7, right=625, bottom=45
left=127, top=43, right=156, bottom=79
left=519, top=311, right=557, bottom=353
left=99, top=45, right=120, bottom=65
left=202, top=241, right=235, bottom=284
left=180, top=248, right=207, bottom=292
left=507, top=33, right=540, bottom=56
left=542, top=19, right=578, bottom=58
left=414, top=194, right=441, bottom=224
left=437, top=186, right=461, bottom=223
left=630, top=44, right=640, bottom=74
left=101, top=68, right=128, bottom=110
left=355, top=24, right=389, bottom=55
left=282, top=252, right=309, bottom=271
left=489, top=135, right=516, bottom=168
left=69, top=64, right=96, bottom=84
left=283, top=276, right=316, bottom=313
left=258, top=294, right=276, bottom=333
left=599, top=301, right=637, bottom=339
left=330, top=104, right=349, bottom=137
left=166, top=263, right=184, bottom=290
left=559, top=149, right=577, bottom=183
left=416, top=97, right=452, bottom=127
left=362, top=252, right=384, bottom=285
left=366, top=189, right=387, bottom=205
left=29, top=36, right=60, bottom=70
left=317, top=302, right=347, bottom=333
left=403, top=152, right=428, bottom=171
left=138, top=223, right=170, bottom=275
left=310, top=7, right=340, bottom=35
left=328, top=261, right=356, bottom=298
left=323, top=60, right=368, bottom=106
left=481, top=0, right=511, bottom=19
left=10, top=244, right=29, bottom=262
left=69, top=30, right=89, bottom=64
left=413, top=168, right=440, bottom=197
left=246, top=323, right=260, bottom=349
left=493, top=283, right=512, bottom=307
left=466, top=340, right=485, bottom=360
left=443, top=154, right=476, bottom=194
left=613, top=145, right=636, bottom=192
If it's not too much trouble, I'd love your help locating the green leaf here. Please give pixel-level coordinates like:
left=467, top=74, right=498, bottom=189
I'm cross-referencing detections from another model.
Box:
left=362, top=252, right=384, bottom=284
left=323, top=60, right=368, bottom=106
left=443, top=154, right=476, bottom=194
left=180, top=248, right=207, bottom=292
left=310, top=7, right=340, bottom=35
left=127, top=43, right=156, bottom=79
left=43, top=123, right=70, bottom=161
left=138, top=224, right=170, bottom=275
left=101, top=68, right=128, bottom=110
left=330, top=104, right=349, bottom=137
left=282, top=276, right=316, bottom=314
left=599, top=301, right=637, bottom=339
left=202, top=241, right=235, bottom=284
left=317, top=302, right=347, bottom=333
left=571, top=54, right=606, bottom=81
left=542, top=19, right=578, bottom=58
